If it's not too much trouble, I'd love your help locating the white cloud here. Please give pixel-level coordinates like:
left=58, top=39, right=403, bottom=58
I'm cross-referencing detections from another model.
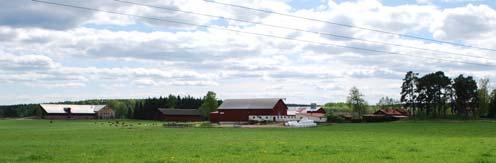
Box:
left=0, top=54, right=58, bottom=70
left=0, top=0, right=95, bottom=30
left=0, top=0, right=495, bottom=104
left=431, top=4, right=496, bottom=40
left=29, top=82, right=87, bottom=88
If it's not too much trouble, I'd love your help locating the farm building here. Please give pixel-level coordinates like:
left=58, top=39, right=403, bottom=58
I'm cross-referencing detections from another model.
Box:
left=296, top=112, right=327, bottom=122
left=210, top=98, right=288, bottom=122
left=40, top=104, right=114, bottom=119
left=307, top=107, right=326, bottom=114
left=287, top=103, right=325, bottom=114
left=287, top=105, right=327, bottom=122
left=363, top=108, right=409, bottom=122
left=372, top=108, right=409, bottom=117
left=158, top=108, right=203, bottom=122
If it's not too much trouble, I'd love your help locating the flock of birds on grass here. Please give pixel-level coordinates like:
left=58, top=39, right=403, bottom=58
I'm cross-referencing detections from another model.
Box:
left=95, top=121, right=162, bottom=128
left=47, top=120, right=161, bottom=128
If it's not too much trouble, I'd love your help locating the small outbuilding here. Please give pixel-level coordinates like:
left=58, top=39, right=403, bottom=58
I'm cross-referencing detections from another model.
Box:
left=40, top=104, right=114, bottom=119
left=158, top=108, right=203, bottom=122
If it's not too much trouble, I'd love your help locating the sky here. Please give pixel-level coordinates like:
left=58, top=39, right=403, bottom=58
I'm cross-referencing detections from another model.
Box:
left=0, top=0, right=495, bottom=105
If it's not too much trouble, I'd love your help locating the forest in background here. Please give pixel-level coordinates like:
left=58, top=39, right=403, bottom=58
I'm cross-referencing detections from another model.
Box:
left=0, top=95, right=220, bottom=120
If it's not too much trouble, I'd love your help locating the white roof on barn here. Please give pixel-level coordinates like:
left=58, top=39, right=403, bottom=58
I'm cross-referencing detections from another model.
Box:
left=218, top=98, right=284, bottom=110
left=40, top=104, right=106, bottom=114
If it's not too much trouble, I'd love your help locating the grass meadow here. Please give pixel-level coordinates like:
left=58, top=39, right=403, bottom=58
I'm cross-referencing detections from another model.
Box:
left=1, top=120, right=496, bottom=162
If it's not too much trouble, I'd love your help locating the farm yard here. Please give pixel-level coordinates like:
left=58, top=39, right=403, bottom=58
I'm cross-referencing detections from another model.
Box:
left=1, top=120, right=496, bottom=162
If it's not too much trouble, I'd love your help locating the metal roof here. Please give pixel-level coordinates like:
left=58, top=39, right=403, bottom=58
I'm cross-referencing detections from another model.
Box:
left=217, top=98, right=283, bottom=110
left=40, top=104, right=106, bottom=114
left=158, top=108, right=202, bottom=116
left=374, top=109, right=408, bottom=116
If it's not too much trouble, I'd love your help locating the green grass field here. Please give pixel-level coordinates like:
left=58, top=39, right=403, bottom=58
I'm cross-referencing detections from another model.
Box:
left=1, top=120, right=496, bottom=163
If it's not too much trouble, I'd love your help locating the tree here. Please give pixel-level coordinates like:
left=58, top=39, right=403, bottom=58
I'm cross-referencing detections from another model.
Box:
left=167, top=95, right=177, bottom=108
left=377, top=96, right=400, bottom=109
left=477, top=78, right=490, bottom=117
left=400, top=71, right=418, bottom=115
left=108, top=100, right=126, bottom=118
left=489, top=89, right=496, bottom=118
left=453, top=75, right=478, bottom=118
left=347, top=87, right=367, bottom=118
left=415, top=71, right=452, bottom=118
left=199, top=91, right=219, bottom=119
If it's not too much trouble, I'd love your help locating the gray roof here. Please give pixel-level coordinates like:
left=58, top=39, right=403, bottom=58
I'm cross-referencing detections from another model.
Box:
left=158, top=108, right=201, bottom=116
left=218, top=98, right=284, bottom=110
left=40, top=104, right=106, bottom=114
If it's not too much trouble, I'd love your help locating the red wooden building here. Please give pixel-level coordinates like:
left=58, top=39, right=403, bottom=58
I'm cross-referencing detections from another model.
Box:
left=158, top=108, right=203, bottom=121
left=363, top=108, right=409, bottom=122
left=374, top=108, right=409, bottom=117
left=210, top=98, right=288, bottom=122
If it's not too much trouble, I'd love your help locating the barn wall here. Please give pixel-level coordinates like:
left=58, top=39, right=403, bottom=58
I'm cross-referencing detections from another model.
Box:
left=273, top=100, right=288, bottom=115
left=97, top=107, right=115, bottom=119
left=162, top=115, right=203, bottom=122
left=210, top=112, right=219, bottom=123
left=218, top=109, right=274, bottom=121
left=218, top=99, right=289, bottom=122
left=296, top=114, right=327, bottom=122
left=44, top=114, right=95, bottom=119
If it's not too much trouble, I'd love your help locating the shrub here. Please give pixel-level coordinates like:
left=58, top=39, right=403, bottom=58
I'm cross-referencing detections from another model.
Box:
left=327, top=112, right=345, bottom=123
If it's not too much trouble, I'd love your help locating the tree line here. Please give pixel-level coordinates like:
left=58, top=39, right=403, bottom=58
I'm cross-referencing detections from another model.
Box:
left=0, top=104, right=42, bottom=118
left=132, top=95, right=204, bottom=120
left=0, top=93, right=221, bottom=120
left=400, top=71, right=496, bottom=119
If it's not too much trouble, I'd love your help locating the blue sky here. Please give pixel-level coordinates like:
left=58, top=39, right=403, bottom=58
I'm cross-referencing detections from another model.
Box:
left=0, top=0, right=495, bottom=105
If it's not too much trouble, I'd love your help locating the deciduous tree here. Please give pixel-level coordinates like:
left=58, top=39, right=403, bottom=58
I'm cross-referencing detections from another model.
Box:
left=377, top=96, right=400, bottom=109
left=200, top=91, right=219, bottom=119
left=347, top=87, right=367, bottom=118
left=477, top=78, right=490, bottom=117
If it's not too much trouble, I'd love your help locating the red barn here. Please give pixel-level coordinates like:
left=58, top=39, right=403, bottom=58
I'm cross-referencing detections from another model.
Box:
left=212, top=98, right=288, bottom=122
left=158, top=109, right=203, bottom=122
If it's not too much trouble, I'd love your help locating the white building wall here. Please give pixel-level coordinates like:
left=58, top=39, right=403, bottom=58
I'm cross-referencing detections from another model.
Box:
left=248, top=115, right=327, bottom=123
left=296, top=114, right=327, bottom=122
left=248, top=115, right=299, bottom=122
